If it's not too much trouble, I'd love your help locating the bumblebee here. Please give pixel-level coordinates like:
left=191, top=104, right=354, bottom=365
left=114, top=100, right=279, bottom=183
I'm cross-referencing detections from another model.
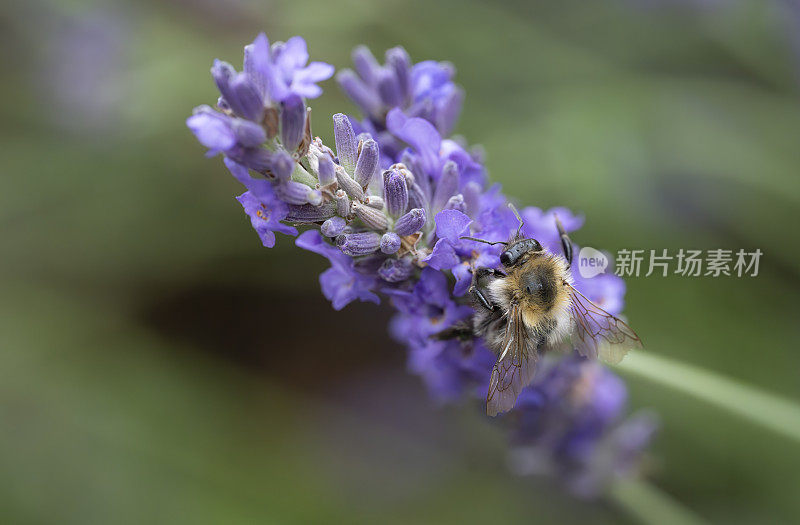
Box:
left=461, top=206, right=642, bottom=416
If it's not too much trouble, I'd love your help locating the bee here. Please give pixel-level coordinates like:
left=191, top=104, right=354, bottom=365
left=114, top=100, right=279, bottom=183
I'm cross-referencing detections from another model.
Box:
left=460, top=205, right=643, bottom=416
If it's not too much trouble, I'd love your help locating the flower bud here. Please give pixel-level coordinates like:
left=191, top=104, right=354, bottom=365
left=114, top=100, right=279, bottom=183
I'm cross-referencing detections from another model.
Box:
left=275, top=180, right=316, bottom=205
left=321, top=216, right=347, bottom=237
left=285, top=201, right=337, bottom=223
left=386, top=47, right=412, bottom=104
left=432, top=160, right=460, bottom=213
left=383, top=169, right=408, bottom=218
left=353, top=202, right=389, bottom=231
left=394, top=208, right=426, bottom=237
left=462, top=181, right=482, bottom=217
left=317, top=155, right=336, bottom=186
left=445, top=194, right=466, bottom=213
left=380, top=232, right=401, bottom=254
left=400, top=150, right=430, bottom=198
left=336, top=165, right=365, bottom=202
left=399, top=169, right=428, bottom=212
left=211, top=60, right=236, bottom=105
left=378, top=257, right=414, bottom=283
left=437, top=87, right=464, bottom=137
left=280, top=94, right=306, bottom=152
left=351, top=45, right=381, bottom=86
left=377, top=68, right=403, bottom=107
left=337, top=232, right=381, bottom=256
left=354, top=139, right=379, bottom=188
left=365, top=195, right=384, bottom=210
left=230, top=72, right=264, bottom=121
left=232, top=119, right=266, bottom=147
left=269, top=150, right=294, bottom=181
left=227, top=146, right=272, bottom=173
left=333, top=113, right=358, bottom=175
left=336, top=70, right=382, bottom=119
left=335, top=189, right=351, bottom=217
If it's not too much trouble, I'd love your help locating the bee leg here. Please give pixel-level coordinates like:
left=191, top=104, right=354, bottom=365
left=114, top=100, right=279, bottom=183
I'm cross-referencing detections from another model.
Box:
left=470, top=267, right=500, bottom=312
left=554, top=214, right=573, bottom=268
left=472, top=287, right=495, bottom=312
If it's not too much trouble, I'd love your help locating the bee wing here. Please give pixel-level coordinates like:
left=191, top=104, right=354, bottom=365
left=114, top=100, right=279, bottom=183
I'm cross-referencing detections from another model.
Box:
left=566, top=283, right=643, bottom=365
left=486, top=303, right=537, bottom=417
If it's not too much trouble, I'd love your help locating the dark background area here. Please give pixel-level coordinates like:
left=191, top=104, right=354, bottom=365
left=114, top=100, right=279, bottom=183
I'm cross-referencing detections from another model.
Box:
left=1, top=0, right=800, bottom=523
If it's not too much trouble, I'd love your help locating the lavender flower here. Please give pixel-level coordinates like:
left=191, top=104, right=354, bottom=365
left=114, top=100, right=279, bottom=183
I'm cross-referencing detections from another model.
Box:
left=189, top=33, right=655, bottom=498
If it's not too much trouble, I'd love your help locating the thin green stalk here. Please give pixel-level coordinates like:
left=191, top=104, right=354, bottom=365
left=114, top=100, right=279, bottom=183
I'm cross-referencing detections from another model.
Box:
left=618, top=352, right=800, bottom=444
left=610, top=479, right=709, bottom=525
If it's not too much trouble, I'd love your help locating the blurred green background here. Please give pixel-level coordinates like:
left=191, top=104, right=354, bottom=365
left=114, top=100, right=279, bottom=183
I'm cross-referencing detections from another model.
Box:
left=2, top=0, right=800, bottom=523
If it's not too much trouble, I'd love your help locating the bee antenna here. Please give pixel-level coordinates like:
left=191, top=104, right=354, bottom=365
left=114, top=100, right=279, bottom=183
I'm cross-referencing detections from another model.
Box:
left=508, top=203, right=524, bottom=238
left=460, top=236, right=508, bottom=246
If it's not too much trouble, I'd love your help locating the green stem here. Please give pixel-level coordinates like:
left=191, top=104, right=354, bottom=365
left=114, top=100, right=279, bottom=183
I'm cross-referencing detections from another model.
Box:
left=610, top=479, right=709, bottom=525
left=618, top=352, right=800, bottom=444
left=291, top=163, right=317, bottom=187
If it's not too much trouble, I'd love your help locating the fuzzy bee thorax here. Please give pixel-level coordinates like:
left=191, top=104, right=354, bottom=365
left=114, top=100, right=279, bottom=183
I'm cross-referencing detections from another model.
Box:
left=488, top=252, right=573, bottom=337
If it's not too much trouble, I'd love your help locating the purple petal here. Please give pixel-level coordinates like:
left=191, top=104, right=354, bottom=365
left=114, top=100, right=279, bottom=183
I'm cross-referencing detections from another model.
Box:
left=386, top=108, right=441, bottom=176
left=296, top=61, right=335, bottom=84
left=423, top=239, right=460, bottom=270
left=187, top=112, right=235, bottom=152
left=434, top=209, right=472, bottom=244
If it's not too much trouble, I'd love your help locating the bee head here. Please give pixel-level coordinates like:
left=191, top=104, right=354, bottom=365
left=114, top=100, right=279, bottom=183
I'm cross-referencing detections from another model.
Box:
left=500, top=238, right=543, bottom=267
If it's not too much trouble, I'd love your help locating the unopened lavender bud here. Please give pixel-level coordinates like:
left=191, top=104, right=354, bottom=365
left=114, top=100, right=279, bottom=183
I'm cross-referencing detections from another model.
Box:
left=280, top=94, right=306, bottom=152
left=365, top=195, right=384, bottom=209
left=462, top=181, right=482, bottom=217
left=353, top=202, right=389, bottom=231
left=285, top=201, right=337, bottom=223
left=321, top=216, right=347, bottom=237
left=437, top=87, right=464, bottom=136
left=351, top=45, right=381, bottom=86
left=217, top=96, right=230, bottom=111
left=380, top=232, right=401, bottom=254
left=211, top=60, right=236, bottom=107
left=337, top=70, right=382, bottom=119
left=333, top=113, right=358, bottom=174
left=432, top=160, right=460, bottom=213
left=445, top=194, right=466, bottom=213
left=335, top=189, right=351, bottom=217
left=232, top=119, right=266, bottom=147
left=394, top=208, right=426, bottom=237
left=357, top=132, right=373, bottom=142
left=378, top=257, right=414, bottom=283
left=227, top=146, right=271, bottom=172
left=336, top=165, right=365, bottom=201
left=383, top=169, right=409, bottom=218
left=354, top=139, right=379, bottom=188
left=270, top=150, right=294, bottom=181
left=400, top=150, right=430, bottom=198
left=400, top=169, right=428, bottom=211
left=377, top=68, right=403, bottom=107
left=386, top=47, right=412, bottom=104
left=275, top=180, right=316, bottom=205
left=337, top=232, right=381, bottom=256
left=229, top=73, right=264, bottom=121
left=317, top=155, right=335, bottom=186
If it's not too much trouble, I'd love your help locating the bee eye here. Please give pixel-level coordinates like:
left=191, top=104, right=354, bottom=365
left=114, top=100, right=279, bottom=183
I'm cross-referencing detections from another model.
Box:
left=500, top=251, right=512, bottom=266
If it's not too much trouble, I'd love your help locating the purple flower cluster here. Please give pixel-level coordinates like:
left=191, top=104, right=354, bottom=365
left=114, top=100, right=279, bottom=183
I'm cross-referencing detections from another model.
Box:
left=187, top=34, right=655, bottom=497
left=509, top=355, right=657, bottom=497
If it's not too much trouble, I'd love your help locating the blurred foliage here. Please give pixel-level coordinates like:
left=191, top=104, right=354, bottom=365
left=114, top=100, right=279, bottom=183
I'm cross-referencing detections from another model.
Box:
left=1, top=0, right=799, bottom=523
